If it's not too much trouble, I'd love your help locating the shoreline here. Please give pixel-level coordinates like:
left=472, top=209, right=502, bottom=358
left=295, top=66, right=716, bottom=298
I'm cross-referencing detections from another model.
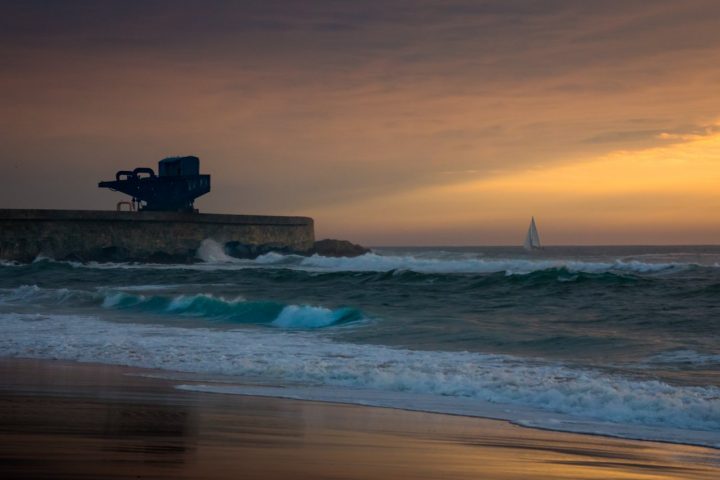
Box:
left=174, top=384, right=720, bottom=452
left=1, top=357, right=719, bottom=479
left=5, top=351, right=718, bottom=450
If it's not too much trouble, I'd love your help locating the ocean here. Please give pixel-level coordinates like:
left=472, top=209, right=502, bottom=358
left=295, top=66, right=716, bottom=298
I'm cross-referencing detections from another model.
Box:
left=1, top=241, right=719, bottom=447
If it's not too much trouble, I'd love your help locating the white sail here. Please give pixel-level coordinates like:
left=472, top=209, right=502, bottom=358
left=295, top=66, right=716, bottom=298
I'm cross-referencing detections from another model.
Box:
left=523, top=217, right=541, bottom=250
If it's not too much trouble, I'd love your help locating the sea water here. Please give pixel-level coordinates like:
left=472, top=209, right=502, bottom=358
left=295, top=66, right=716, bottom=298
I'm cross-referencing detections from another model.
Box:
left=1, top=242, right=719, bottom=447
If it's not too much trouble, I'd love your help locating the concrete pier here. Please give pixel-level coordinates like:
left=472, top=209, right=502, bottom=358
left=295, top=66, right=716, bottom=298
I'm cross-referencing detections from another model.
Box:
left=0, top=209, right=314, bottom=262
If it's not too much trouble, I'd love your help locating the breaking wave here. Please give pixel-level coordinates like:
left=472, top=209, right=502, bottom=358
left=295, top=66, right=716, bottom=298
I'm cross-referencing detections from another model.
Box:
left=253, top=252, right=683, bottom=275
left=1, top=312, right=718, bottom=446
left=0, top=286, right=363, bottom=329
left=102, top=291, right=362, bottom=329
left=3, top=246, right=699, bottom=278
left=0, top=285, right=94, bottom=305
left=195, top=238, right=242, bottom=263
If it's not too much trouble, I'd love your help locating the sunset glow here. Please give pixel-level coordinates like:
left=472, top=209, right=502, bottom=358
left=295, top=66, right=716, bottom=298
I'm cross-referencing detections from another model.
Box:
left=314, top=124, right=720, bottom=244
left=2, top=1, right=720, bottom=245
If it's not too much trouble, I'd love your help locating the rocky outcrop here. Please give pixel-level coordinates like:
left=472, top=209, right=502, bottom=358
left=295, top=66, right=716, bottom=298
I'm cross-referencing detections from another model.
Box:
left=311, top=239, right=370, bottom=257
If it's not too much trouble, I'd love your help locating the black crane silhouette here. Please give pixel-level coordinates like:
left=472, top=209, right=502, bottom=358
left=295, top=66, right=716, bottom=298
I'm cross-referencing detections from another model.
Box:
left=99, top=156, right=210, bottom=212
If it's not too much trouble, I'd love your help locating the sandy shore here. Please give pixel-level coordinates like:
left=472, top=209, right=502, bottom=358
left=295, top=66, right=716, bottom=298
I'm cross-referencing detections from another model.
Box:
left=0, top=358, right=718, bottom=479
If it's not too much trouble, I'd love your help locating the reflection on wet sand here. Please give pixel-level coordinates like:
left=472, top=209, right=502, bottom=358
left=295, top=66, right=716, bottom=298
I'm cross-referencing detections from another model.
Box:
left=0, top=359, right=718, bottom=479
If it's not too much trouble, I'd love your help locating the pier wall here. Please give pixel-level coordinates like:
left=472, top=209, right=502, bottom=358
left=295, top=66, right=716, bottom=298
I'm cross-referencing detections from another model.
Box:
left=0, top=209, right=315, bottom=262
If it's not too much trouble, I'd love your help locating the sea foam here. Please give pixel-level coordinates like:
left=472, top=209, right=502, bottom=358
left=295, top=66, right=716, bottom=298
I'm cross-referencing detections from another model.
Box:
left=1, top=312, right=718, bottom=447
left=19, top=247, right=694, bottom=276
left=195, top=239, right=242, bottom=263
left=253, top=252, right=681, bottom=275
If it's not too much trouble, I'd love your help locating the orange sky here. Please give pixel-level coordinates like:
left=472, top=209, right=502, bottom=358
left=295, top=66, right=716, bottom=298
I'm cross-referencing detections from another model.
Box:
left=2, top=1, right=720, bottom=245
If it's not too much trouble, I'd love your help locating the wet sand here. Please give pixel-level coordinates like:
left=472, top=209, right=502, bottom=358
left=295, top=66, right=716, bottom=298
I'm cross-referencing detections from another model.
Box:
left=0, top=358, right=718, bottom=479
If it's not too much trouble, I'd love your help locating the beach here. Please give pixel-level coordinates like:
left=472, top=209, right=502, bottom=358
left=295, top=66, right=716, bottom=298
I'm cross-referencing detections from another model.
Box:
left=1, top=358, right=718, bottom=480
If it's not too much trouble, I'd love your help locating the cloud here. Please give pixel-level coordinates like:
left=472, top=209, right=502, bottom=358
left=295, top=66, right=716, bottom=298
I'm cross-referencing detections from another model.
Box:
left=584, top=124, right=719, bottom=144
left=311, top=124, right=720, bottom=244
left=584, top=130, right=667, bottom=144
left=1, top=1, right=720, bottom=243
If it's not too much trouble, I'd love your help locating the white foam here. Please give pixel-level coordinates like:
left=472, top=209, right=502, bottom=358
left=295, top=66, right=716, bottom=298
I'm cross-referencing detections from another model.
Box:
left=32, top=255, right=84, bottom=268
left=0, top=285, right=82, bottom=305
left=272, top=305, right=344, bottom=329
left=21, top=249, right=693, bottom=275
left=1, top=312, right=718, bottom=446
left=254, top=252, right=680, bottom=275
left=100, top=291, right=138, bottom=308
left=195, top=239, right=242, bottom=263
left=105, top=284, right=183, bottom=291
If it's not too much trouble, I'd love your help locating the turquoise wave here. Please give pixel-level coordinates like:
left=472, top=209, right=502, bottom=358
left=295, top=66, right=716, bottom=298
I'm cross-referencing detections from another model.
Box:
left=100, top=291, right=364, bottom=328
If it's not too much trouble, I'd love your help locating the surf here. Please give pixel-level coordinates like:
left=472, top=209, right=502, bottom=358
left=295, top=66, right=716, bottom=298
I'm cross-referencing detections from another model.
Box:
left=1, top=311, right=718, bottom=447
left=0, top=286, right=364, bottom=329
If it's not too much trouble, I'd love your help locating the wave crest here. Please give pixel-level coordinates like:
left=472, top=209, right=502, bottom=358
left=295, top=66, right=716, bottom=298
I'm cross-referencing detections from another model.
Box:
left=0, top=285, right=361, bottom=329
left=272, top=305, right=362, bottom=329
left=0, top=284, right=92, bottom=305
left=251, top=252, right=681, bottom=276
left=103, top=292, right=362, bottom=329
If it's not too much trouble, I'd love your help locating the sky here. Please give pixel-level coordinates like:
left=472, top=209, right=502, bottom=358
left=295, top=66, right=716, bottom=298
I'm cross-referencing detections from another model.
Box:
left=1, top=0, right=720, bottom=245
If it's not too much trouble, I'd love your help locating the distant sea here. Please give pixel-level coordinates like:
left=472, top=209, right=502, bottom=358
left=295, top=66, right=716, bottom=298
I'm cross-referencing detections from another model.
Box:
left=1, top=242, right=719, bottom=447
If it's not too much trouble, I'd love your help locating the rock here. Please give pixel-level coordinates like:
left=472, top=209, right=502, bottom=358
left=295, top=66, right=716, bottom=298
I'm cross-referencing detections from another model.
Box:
left=312, top=239, right=370, bottom=257
left=144, top=251, right=196, bottom=264
left=224, top=241, right=257, bottom=258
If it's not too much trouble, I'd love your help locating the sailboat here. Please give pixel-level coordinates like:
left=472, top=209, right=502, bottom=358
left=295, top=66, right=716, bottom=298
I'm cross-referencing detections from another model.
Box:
left=523, top=216, right=542, bottom=251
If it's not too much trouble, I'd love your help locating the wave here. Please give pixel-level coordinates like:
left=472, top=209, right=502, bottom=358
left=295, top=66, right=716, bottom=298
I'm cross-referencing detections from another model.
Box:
left=102, top=292, right=362, bottom=328
left=1, top=312, right=718, bottom=447
left=0, top=257, right=660, bottom=294
left=0, top=286, right=362, bottom=329
left=272, top=305, right=360, bottom=328
left=0, top=284, right=95, bottom=305
left=195, top=238, right=243, bottom=263
left=252, top=252, right=685, bottom=275
left=642, top=350, right=720, bottom=367
left=6, top=247, right=700, bottom=278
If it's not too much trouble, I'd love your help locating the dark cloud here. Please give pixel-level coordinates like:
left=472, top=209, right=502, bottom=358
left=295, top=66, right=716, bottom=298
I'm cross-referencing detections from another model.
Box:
left=1, top=0, right=720, bottom=241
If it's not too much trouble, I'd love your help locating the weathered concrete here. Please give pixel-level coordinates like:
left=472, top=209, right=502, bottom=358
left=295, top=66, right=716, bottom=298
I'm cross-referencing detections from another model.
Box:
left=0, top=209, right=314, bottom=263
